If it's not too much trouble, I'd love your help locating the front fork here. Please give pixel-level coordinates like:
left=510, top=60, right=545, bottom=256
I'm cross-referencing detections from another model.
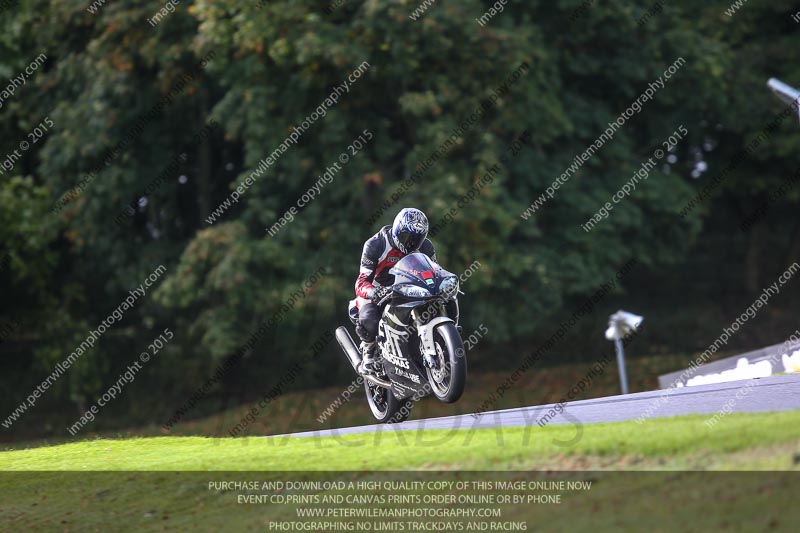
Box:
left=412, top=299, right=458, bottom=369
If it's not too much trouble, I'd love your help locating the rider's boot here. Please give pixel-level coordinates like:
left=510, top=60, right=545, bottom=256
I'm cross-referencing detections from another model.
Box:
left=359, top=340, right=378, bottom=375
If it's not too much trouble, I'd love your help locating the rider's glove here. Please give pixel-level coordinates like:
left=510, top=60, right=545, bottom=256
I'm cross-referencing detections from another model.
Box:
left=369, top=286, right=390, bottom=304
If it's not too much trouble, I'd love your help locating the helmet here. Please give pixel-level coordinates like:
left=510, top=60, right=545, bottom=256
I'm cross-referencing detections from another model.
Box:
left=391, top=208, right=429, bottom=254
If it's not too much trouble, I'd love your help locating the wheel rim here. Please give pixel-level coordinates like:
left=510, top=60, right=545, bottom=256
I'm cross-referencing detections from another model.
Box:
left=366, top=382, right=389, bottom=417
left=428, top=337, right=452, bottom=397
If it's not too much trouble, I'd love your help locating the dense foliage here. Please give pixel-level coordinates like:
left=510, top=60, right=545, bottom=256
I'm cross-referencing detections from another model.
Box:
left=1, top=0, right=799, bottom=437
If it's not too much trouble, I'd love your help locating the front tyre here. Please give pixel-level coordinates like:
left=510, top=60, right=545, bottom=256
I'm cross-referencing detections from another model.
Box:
left=425, top=323, right=467, bottom=403
left=364, top=381, right=414, bottom=424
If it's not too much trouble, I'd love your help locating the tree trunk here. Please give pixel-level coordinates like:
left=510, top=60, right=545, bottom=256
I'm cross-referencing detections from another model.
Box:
left=785, top=215, right=800, bottom=267
left=197, top=90, right=213, bottom=225
left=744, top=218, right=765, bottom=293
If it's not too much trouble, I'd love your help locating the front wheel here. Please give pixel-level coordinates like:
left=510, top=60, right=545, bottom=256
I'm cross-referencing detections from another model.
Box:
left=364, top=381, right=414, bottom=424
left=425, top=323, right=467, bottom=403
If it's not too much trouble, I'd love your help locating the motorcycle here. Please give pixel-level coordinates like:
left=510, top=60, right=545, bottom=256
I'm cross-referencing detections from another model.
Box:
left=336, top=252, right=467, bottom=423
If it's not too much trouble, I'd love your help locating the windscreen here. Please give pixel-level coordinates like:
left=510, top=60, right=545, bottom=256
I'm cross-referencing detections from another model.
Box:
left=390, top=253, right=436, bottom=283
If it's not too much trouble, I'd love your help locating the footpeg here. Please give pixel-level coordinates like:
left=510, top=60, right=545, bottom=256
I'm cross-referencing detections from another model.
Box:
left=359, top=359, right=379, bottom=375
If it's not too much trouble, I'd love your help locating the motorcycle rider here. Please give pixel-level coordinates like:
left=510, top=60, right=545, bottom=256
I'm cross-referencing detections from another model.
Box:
left=354, top=207, right=436, bottom=374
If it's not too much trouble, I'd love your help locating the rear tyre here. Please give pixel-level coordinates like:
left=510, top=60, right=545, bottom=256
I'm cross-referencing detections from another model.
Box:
left=365, top=381, right=414, bottom=424
left=425, top=323, right=467, bottom=403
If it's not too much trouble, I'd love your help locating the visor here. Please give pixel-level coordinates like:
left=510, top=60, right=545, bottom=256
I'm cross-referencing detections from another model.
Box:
left=396, top=230, right=425, bottom=253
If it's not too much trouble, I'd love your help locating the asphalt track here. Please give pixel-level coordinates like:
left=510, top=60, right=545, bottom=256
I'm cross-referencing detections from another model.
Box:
left=283, top=373, right=800, bottom=438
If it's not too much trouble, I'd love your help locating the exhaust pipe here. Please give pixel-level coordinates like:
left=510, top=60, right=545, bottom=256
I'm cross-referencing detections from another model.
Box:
left=335, top=327, right=392, bottom=389
left=336, top=326, right=363, bottom=373
left=364, top=374, right=392, bottom=388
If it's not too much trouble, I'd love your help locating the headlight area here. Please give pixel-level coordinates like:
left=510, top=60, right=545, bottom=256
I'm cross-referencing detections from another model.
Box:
left=439, top=276, right=459, bottom=299
left=394, top=283, right=432, bottom=298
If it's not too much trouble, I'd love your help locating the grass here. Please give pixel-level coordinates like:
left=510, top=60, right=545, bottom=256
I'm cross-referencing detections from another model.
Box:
left=3, top=411, right=799, bottom=471
left=3, top=353, right=798, bottom=530
left=2, top=412, right=799, bottom=532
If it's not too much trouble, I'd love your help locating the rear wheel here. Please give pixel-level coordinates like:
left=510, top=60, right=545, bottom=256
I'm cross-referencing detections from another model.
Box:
left=364, top=381, right=414, bottom=424
left=425, top=323, right=467, bottom=403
